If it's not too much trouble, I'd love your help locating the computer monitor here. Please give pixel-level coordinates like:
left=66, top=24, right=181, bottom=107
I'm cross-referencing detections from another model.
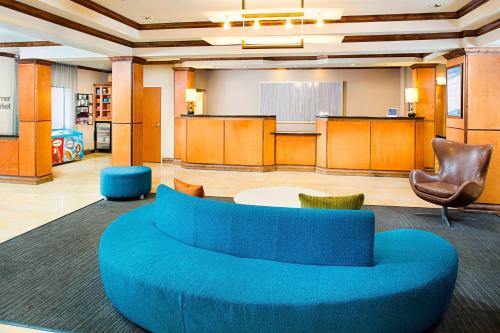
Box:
left=387, top=108, right=398, bottom=117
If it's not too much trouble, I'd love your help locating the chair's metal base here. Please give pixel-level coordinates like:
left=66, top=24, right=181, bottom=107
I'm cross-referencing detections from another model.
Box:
left=415, top=206, right=479, bottom=227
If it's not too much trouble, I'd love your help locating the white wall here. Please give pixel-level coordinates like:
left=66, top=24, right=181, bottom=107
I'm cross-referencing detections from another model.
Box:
left=204, top=68, right=403, bottom=118
left=144, top=65, right=174, bottom=159
left=75, top=68, right=109, bottom=150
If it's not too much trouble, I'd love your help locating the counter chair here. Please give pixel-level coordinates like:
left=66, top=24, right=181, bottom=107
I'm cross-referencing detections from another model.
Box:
left=409, top=138, right=493, bottom=227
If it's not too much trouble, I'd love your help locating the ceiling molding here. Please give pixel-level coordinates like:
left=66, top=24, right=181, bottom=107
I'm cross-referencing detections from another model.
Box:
left=68, top=0, right=140, bottom=29
left=76, top=64, right=112, bottom=73
left=443, top=47, right=500, bottom=59
left=456, top=0, right=490, bottom=18
left=109, top=56, right=148, bottom=64
left=443, top=48, right=466, bottom=59
left=1, top=0, right=497, bottom=50
left=409, top=63, right=439, bottom=69
left=0, top=0, right=133, bottom=47
left=0, top=52, right=16, bottom=58
left=199, top=66, right=403, bottom=71
left=16, top=58, right=53, bottom=66
left=67, top=0, right=489, bottom=30
left=0, top=41, right=60, bottom=47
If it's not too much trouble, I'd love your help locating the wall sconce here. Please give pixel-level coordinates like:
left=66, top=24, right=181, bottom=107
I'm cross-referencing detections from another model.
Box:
left=436, top=77, right=446, bottom=85
left=185, top=88, right=197, bottom=114
left=405, top=88, right=419, bottom=118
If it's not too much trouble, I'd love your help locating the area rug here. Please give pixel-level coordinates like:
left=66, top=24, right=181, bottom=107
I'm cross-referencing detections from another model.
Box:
left=0, top=196, right=499, bottom=333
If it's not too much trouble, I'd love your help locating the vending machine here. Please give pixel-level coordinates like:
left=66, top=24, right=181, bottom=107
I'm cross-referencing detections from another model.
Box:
left=95, top=121, right=112, bottom=152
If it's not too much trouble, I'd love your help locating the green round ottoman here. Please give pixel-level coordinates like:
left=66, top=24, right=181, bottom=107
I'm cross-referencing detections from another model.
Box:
left=100, top=166, right=152, bottom=200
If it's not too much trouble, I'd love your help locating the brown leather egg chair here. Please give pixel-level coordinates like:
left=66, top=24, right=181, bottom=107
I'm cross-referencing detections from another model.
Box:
left=410, top=138, right=493, bottom=227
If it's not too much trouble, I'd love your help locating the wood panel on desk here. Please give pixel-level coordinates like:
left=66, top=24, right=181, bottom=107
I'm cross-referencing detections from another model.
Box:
left=224, top=119, right=263, bottom=166
left=371, top=121, right=415, bottom=171
left=186, top=118, right=224, bottom=164
left=414, top=67, right=436, bottom=120
left=111, top=61, right=132, bottom=124
left=36, top=121, right=52, bottom=176
left=112, top=124, right=132, bottom=166
left=415, top=121, right=425, bottom=169
left=316, top=119, right=328, bottom=168
left=466, top=54, right=500, bottom=130
left=276, top=135, right=316, bottom=166
left=263, top=119, right=276, bottom=166
left=0, top=139, right=19, bottom=176
left=327, top=121, right=371, bottom=170
left=467, top=130, right=500, bottom=204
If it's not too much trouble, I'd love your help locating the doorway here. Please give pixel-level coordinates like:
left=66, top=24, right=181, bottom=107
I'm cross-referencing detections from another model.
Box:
left=143, top=87, right=162, bottom=163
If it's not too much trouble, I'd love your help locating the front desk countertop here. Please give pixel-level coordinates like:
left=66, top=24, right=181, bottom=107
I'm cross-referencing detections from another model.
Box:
left=181, top=114, right=276, bottom=118
left=317, top=116, right=425, bottom=120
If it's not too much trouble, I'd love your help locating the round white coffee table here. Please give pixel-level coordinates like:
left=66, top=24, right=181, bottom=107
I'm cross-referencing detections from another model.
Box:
left=234, top=186, right=329, bottom=208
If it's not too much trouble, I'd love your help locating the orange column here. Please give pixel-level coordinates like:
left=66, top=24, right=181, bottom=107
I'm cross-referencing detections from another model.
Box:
left=410, top=64, right=437, bottom=170
left=17, top=59, right=52, bottom=183
left=110, top=57, right=144, bottom=166
left=174, top=67, right=195, bottom=160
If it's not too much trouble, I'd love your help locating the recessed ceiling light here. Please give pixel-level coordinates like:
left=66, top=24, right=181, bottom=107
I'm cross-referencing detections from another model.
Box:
left=142, top=16, right=152, bottom=21
left=432, top=2, right=443, bottom=8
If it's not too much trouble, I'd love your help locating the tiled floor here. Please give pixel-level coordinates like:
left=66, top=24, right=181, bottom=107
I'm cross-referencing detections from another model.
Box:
left=0, top=153, right=435, bottom=332
left=0, top=153, right=434, bottom=245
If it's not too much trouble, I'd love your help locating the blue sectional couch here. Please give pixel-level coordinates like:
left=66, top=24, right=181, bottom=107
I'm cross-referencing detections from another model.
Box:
left=99, top=185, right=458, bottom=333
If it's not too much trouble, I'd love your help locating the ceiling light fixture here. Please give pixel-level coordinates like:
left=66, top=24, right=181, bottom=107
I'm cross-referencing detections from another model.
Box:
left=285, top=17, right=293, bottom=29
left=253, top=19, right=260, bottom=30
left=316, top=14, right=324, bottom=28
left=223, top=16, right=230, bottom=30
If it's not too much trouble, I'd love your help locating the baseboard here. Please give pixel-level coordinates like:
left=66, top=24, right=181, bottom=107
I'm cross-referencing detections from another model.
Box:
left=465, top=203, right=500, bottom=213
left=84, top=149, right=95, bottom=155
left=181, top=162, right=275, bottom=172
left=315, top=167, right=410, bottom=178
left=275, top=165, right=316, bottom=172
left=161, top=157, right=176, bottom=163
left=0, top=174, right=53, bottom=185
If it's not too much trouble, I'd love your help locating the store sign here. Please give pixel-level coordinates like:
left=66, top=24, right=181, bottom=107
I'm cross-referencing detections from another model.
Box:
left=0, top=57, right=17, bottom=135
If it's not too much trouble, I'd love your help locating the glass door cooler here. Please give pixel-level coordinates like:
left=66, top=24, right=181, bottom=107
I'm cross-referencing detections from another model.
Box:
left=95, top=121, right=112, bottom=152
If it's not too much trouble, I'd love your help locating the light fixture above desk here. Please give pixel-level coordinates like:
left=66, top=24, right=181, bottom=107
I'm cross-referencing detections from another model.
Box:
left=203, top=1, right=343, bottom=49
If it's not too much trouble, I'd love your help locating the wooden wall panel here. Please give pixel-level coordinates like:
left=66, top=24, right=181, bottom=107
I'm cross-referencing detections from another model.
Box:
left=327, top=121, right=370, bottom=170
left=263, top=119, right=276, bottom=166
left=36, top=64, right=52, bottom=121
left=468, top=131, right=500, bottom=205
left=18, top=64, right=35, bottom=122
left=0, top=139, right=19, bottom=176
left=112, top=123, right=132, bottom=166
left=36, top=121, right=52, bottom=176
left=467, top=54, right=500, bottom=130
left=132, top=63, right=144, bottom=124
left=132, top=123, right=143, bottom=166
left=224, top=119, right=263, bottom=166
left=276, top=135, right=316, bottom=166
left=111, top=61, right=132, bottom=124
left=446, top=127, right=465, bottom=143
left=174, top=70, right=194, bottom=117
left=371, top=121, right=415, bottom=171
left=18, top=121, right=36, bottom=177
left=416, top=67, right=436, bottom=120
left=186, top=118, right=224, bottom=164
left=174, top=117, right=186, bottom=160
left=435, top=85, right=446, bottom=137
left=424, top=121, right=436, bottom=168
left=315, top=119, right=327, bottom=168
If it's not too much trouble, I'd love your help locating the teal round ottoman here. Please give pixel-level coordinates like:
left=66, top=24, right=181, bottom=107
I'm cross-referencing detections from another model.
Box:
left=100, top=166, right=151, bottom=200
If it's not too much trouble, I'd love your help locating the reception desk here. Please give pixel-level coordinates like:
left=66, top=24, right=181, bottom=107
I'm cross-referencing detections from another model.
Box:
left=177, top=115, right=425, bottom=177
left=316, top=116, right=425, bottom=176
left=178, top=115, right=276, bottom=171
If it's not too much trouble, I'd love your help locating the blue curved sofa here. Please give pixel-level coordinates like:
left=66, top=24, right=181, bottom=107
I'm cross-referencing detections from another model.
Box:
left=99, top=185, right=458, bottom=333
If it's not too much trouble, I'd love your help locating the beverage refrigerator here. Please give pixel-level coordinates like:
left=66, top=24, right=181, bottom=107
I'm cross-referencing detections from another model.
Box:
left=95, top=121, right=112, bottom=152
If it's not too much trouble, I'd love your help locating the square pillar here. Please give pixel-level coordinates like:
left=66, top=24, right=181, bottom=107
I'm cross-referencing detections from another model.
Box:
left=110, top=57, right=145, bottom=166
left=17, top=59, right=53, bottom=183
left=173, top=67, right=195, bottom=160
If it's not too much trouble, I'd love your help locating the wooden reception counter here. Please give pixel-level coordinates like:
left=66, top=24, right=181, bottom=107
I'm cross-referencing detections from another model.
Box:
left=177, top=115, right=425, bottom=177
left=178, top=115, right=276, bottom=171
left=316, top=116, right=425, bottom=176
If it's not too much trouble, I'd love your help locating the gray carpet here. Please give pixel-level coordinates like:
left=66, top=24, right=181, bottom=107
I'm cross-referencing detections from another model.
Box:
left=0, top=196, right=499, bottom=333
